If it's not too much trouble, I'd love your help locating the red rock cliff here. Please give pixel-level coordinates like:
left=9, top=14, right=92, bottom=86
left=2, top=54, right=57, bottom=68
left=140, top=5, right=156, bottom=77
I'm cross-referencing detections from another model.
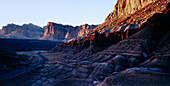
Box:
left=114, top=0, right=157, bottom=16
left=40, top=22, right=97, bottom=41
left=85, top=0, right=169, bottom=36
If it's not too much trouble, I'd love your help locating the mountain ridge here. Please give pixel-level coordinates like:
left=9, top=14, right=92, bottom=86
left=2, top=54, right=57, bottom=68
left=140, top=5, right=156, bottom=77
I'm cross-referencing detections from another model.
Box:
left=0, top=22, right=98, bottom=41
left=0, top=23, right=44, bottom=39
left=85, top=0, right=169, bottom=36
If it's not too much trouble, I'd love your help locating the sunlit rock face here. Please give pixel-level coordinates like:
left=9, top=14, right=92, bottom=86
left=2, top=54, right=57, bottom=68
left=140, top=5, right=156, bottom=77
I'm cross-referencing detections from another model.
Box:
left=40, top=22, right=97, bottom=41
left=0, top=23, right=44, bottom=39
left=0, top=22, right=97, bottom=41
left=114, top=0, right=157, bottom=16
left=85, top=0, right=169, bottom=36
left=78, top=24, right=97, bottom=37
left=40, top=22, right=76, bottom=40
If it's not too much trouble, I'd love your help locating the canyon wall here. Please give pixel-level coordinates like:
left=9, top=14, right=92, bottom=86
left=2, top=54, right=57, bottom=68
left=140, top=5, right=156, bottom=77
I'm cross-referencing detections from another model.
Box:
left=40, top=22, right=97, bottom=41
left=85, top=0, right=169, bottom=36
left=114, top=0, right=157, bottom=16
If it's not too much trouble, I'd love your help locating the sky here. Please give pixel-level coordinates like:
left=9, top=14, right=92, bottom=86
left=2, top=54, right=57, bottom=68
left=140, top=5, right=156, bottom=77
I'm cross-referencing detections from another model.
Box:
left=0, top=0, right=116, bottom=28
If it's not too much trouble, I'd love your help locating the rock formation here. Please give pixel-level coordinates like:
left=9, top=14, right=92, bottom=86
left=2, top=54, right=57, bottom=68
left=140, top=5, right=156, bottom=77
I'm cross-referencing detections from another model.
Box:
left=113, top=0, right=157, bottom=16
left=40, top=1, right=169, bottom=86
left=0, top=23, right=44, bottom=39
left=42, top=5, right=169, bottom=86
left=78, top=24, right=98, bottom=37
left=85, top=0, right=169, bottom=36
left=1, top=0, right=170, bottom=86
left=40, top=22, right=76, bottom=41
left=53, top=28, right=141, bottom=50
left=40, top=22, right=97, bottom=41
left=0, top=22, right=97, bottom=41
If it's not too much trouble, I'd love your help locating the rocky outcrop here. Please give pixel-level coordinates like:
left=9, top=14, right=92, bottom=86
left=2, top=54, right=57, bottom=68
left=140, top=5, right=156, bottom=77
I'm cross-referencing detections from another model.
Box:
left=0, top=22, right=97, bottom=41
left=85, top=0, right=169, bottom=36
left=40, top=22, right=97, bottom=41
left=78, top=24, right=98, bottom=37
left=30, top=9, right=170, bottom=86
left=40, top=22, right=76, bottom=41
left=0, top=23, right=44, bottom=39
left=53, top=28, right=141, bottom=50
left=113, top=0, right=157, bottom=16
left=98, top=8, right=170, bottom=86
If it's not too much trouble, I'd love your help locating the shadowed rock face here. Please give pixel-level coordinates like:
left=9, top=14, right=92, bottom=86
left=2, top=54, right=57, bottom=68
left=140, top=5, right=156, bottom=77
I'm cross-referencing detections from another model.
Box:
left=40, top=22, right=97, bottom=41
left=54, top=28, right=141, bottom=49
left=32, top=2, right=170, bottom=86
left=98, top=5, right=170, bottom=86
left=0, top=23, right=44, bottom=39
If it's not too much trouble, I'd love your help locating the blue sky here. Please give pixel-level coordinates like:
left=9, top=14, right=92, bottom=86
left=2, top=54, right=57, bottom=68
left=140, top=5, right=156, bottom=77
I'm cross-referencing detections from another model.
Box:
left=0, top=0, right=116, bottom=28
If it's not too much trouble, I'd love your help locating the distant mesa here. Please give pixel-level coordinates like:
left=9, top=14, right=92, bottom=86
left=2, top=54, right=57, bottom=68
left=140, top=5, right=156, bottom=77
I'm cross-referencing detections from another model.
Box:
left=0, top=22, right=97, bottom=42
left=0, top=23, right=44, bottom=39
left=40, top=22, right=98, bottom=42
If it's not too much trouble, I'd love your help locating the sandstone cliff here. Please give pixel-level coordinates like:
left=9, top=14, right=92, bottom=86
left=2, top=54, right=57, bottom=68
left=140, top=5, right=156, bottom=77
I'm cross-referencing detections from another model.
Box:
left=85, top=0, right=169, bottom=36
left=0, top=23, right=44, bottom=39
left=40, top=22, right=76, bottom=41
left=40, top=22, right=97, bottom=41
left=46, top=3, right=170, bottom=86
left=78, top=24, right=98, bottom=37
left=113, top=0, right=157, bottom=16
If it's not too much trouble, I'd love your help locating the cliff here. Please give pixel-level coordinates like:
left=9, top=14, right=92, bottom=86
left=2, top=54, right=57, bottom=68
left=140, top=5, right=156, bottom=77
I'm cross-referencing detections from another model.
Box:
left=40, top=22, right=76, bottom=41
left=48, top=4, right=170, bottom=86
left=85, top=0, right=169, bottom=36
left=0, top=22, right=97, bottom=41
left=40, top=22, right=97, bottom=41
left=78, top=24, right=98, bottom=37
left=0, top=23, right=44, bottom=39
left=113, top=0, right=157, bottom=16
